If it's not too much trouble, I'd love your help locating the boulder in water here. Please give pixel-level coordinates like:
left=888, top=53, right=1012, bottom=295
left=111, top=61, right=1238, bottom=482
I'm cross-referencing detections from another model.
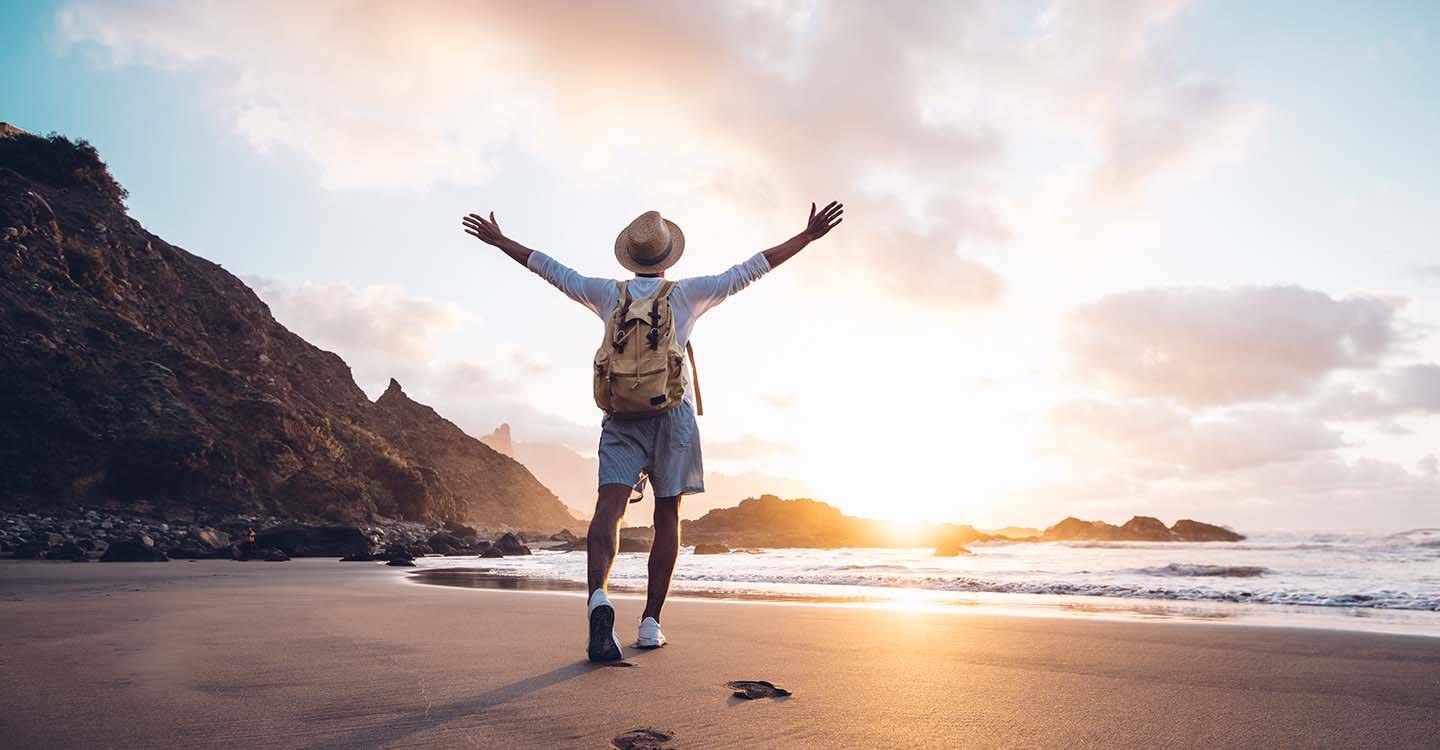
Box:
left=493, top=532, right=531, bottom=556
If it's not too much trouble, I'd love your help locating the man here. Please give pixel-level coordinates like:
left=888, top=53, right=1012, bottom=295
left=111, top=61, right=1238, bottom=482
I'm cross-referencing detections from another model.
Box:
left=461, top=201, right=843, bottom=662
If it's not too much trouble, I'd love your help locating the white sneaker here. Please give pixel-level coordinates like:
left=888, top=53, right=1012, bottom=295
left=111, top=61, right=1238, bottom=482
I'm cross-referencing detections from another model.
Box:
left=636, top=616, right=667, bottom=649
left=587, top=590, right=624, bottom=662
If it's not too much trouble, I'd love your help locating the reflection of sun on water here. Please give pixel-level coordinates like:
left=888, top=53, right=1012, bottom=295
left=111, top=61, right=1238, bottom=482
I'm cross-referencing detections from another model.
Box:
left=882, top=587, right=937, bottom=613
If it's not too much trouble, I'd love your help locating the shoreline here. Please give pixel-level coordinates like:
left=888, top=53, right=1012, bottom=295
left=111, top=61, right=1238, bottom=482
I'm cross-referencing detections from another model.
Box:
left=3, top=559, right=1439, bottom=748
left=403, top=563, right=1440, bottom=639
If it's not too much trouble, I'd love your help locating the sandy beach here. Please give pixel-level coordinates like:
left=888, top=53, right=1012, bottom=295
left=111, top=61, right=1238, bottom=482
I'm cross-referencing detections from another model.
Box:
left=1, top=559, right=1437, bottom=749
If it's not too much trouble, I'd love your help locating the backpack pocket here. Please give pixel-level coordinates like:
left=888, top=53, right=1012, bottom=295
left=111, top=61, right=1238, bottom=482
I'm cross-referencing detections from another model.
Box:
left=593, top=349, right=614, bottom=413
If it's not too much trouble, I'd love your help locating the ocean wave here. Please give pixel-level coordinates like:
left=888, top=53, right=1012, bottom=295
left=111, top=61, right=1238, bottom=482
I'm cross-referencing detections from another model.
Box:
left=663, top=570, right=1440, bottom=611
left=1381, top=528, right=1440, bottom=548
left=1132, top=563, right=1270, bottom=578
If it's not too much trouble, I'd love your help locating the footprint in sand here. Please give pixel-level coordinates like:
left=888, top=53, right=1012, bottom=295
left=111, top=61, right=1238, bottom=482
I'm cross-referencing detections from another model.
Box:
left=610, top=727, right=674, bottom=749
left=726, top=680, right=792, bottom=700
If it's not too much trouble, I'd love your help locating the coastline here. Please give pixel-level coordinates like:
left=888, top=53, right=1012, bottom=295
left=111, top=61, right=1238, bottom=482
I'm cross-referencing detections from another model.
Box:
left=407, top=563, right=1440, bottom=639
left=3, top=559, right=1438, bottom=749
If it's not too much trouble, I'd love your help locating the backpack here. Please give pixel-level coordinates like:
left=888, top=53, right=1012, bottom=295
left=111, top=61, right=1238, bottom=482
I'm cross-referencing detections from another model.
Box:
left=593, top=280, right=703, bottom=418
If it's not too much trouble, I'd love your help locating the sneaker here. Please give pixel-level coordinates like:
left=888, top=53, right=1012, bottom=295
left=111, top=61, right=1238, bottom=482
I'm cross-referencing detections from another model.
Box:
left=587, top=590, right=624, bottom=662
left=636, top=616, right=667, bottom=649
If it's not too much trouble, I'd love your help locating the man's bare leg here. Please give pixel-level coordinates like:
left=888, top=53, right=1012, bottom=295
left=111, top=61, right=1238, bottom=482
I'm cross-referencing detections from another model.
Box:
left=587, top=483, right=632, bottom=596
left=642, top=495, right=681, bottom=622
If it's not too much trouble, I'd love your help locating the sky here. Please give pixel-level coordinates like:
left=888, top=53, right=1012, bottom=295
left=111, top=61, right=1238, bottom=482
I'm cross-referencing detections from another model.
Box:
left=2, top=0, right=1438, bottom=531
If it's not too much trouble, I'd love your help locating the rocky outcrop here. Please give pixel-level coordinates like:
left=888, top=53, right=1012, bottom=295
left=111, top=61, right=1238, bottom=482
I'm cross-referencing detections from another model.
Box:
left=255, top=526, right=374, bottom=557
left=493, top=532, right=531, bottom=556
left=682, top=495, right=1000, bottom=550
left=1119, top=516, right=1173, bottom=541
left=618, top=537, right=652, bottom=553
left=1042, top=516, right=1244, bottom=542
left=692, top=543, right=729, bottom=555
left=100, top=537, right=169, bottom=562
left=0, top=128, right=575, bottom=530
left=1170, top=519, right=1245, bottom=542
left=479, top=423, right=513, bottom=456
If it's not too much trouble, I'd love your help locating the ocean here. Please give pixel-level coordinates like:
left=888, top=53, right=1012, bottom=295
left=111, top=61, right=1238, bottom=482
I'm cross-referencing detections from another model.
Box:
left=411, top=529, right=1440, bottom=636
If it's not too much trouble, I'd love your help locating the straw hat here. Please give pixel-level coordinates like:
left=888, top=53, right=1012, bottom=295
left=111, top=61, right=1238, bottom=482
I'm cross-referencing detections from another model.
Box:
left=614, top=210, right=685, bottom=274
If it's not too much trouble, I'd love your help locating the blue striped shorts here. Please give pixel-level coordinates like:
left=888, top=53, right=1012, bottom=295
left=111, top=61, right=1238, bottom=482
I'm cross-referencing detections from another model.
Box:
left=597, top=401, right=705, bottom=498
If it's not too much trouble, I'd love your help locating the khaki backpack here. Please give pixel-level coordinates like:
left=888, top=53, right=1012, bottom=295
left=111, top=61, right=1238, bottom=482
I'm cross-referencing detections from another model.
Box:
left=593, top=280, right=703, bottom=418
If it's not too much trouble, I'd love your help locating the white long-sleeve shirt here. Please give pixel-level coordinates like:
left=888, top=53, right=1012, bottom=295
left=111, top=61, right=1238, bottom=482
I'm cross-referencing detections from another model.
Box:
left=527, top=251, right=773, bottom=407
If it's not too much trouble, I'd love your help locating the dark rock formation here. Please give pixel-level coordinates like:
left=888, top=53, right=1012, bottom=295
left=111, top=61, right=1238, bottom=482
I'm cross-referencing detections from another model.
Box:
left=10, top=540, right=51, bottom=559
left=193, top=527, right=231, bottom=551
left=100, top=539, right=169, bottom=562
left=426, top=531, right=464, bottom=555
left=1171, top=519, right=1245, bottom=542
left=682, top=495, right=998, bottom=549
left=609, top=727, right=674, bottom=750
left=255, top=526, right=373, bottom=558
left=442, top=521, right=478, bottom=539
left=1043, top=517, right=1123, bottom=541
left=550, top=528, right=579, bottom=544
left=1042, top=516, right=1245, bottom=542
left=618, top=537, right=652, bottom=553
left=0, top=127, right=575, bottom=530
left=726, top=680, right=791, bottom=700
left=493, top=532, right=531, bottom=556
left=479, top=547, right=504, bottom=558
left=1119, top=516, right=1173, bottom=541
left=692, top=543, right=729, bottom=555
left=167, top=546, right=221, bottom=560
left=386, top=558, right=416, bottom=567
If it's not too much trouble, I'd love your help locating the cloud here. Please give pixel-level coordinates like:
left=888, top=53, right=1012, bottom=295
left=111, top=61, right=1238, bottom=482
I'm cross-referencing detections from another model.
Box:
left=1026, top=0, right=1265, bottom=199
left=1420, top=454, right=1439, bottom=477
left=1416, top=265, right=1440, bottom=280
left=245, top=275, right=466, bottom=370
left=1310, top=364, right=1440, bottom=420
left=1048, top=398, right=1342, bottom=477
left=1065, top=286, right=1406, bottom=405
left=58, top=0, right=1258, bottom=307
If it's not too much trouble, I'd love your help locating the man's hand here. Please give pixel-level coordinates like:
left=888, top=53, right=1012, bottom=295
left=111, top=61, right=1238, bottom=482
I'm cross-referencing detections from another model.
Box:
left=763, top=199, right=844, bottom=269
left=462, top=212, right=506, bottom=246
left=803, top=201, right=844, bottom=242
left=461, top=211, right=533, bottom=267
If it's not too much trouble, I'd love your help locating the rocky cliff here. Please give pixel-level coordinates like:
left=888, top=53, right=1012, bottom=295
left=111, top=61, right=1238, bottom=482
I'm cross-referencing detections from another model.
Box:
left=0, top=125, right=574, bottom=529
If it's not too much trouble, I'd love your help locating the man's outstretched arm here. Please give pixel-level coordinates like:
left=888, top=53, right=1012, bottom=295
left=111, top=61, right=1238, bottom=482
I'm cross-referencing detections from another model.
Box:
left=762, top=200, right=844, bottom=269
left=462, top=211, right=534, bottom=267
left=461, top=211, right=615, bottom=316
left=677, top=200, right=844, bottom=318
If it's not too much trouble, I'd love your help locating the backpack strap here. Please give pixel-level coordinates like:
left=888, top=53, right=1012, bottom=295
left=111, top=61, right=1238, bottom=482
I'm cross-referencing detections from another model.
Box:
left=652, top=281, right=700, bottom=414
left=645, top=280, right=678, bottom=350
left=686, top=340, right=703, bottom=416
left=612, top=281, right=633, bottom=352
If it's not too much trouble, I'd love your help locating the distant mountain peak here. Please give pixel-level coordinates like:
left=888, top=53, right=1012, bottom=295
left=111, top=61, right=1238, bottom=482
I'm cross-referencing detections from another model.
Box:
left=480, top=423, right=513, bottom=456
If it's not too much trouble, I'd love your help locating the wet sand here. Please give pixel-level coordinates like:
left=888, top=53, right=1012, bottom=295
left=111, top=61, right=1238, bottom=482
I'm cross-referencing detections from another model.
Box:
left=1, top=559, right=1437, bottom=749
